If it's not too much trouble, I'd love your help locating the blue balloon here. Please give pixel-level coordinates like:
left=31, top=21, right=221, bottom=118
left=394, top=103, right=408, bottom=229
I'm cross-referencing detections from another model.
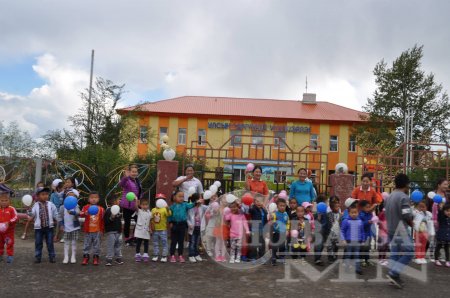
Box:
left=410, top=190, right=423, bottom=203
left=317, top=202, right=328, bottom=214
left=88, top=205, right=99, bottom=215
left=433, top=194, right=443, bottom=204
left=64, top=196, right=78, bottom=210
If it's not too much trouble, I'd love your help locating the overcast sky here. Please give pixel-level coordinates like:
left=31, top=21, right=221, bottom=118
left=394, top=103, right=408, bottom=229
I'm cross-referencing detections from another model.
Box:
left=1, top=0, right=449, bottom=137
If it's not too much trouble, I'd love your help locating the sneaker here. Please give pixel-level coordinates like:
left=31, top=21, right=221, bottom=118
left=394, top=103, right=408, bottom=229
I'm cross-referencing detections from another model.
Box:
left=271, top=258, right=277, bottom=266
left=315, top=259, right=324, bottom=266
left=235, top=258, right=241, bottom=263
left=152, top=256, right=159, bottom=262
left=105, top=259, right=113, bottom=266
left=386, top=274, right=403, bottom=289
left=160, top=256, right=167, bottom=263
left=34, top=258, right=41, bottom=264
left=220, top=256, right=226, bottom=262
left=60, top=239, right=65, bottom=243
left=93, top=255, right=99, bottom=265
left=189, top=256, right=197, bottom=263
left=241, top=256, right=248, bottom=262
left=445, top=262, right=450, bottom=267
left=115, top=258, right=124, bottom=265
left=195, top=255, right=203, bottom=262
left=356, top=269, right=363, bottom=275
left=142, top=253, right=149, bottom=263
left=414, top=259, right=422, bottom=264
left=21, top=233, right=27, bottom=240
left=6, top=256, right=13, bottom=263
left=135, top=254, right=142, bottom=262
left=178, top=256, right=186, bottom=263
left=71, top=255, right=76, bottom=264
left=229, top=257, right=235, bottom=264
left=207, top=251, right=213, bottom=257
left=170, top=255, right=176, bottom=263
left=435, top=260, right=443, bottom=266
left=63, top=256, right=69, bottom=264
left=82, top=255, right=89, bottom=265
left=49, top=258, right=56, bottom=263
left=215, top=256, right=222, bottom=262
left=420, top=259, right=427, bottom=264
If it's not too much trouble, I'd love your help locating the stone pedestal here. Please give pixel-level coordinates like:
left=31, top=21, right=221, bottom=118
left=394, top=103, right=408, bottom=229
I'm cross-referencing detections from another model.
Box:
left=156, top=160, right=179, bottom=205
left=329, top=174, right=354, bottom=210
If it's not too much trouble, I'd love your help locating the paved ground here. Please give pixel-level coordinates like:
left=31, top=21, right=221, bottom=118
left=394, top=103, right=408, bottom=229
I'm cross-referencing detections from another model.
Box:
left=0, top=226, right=448, bottom=298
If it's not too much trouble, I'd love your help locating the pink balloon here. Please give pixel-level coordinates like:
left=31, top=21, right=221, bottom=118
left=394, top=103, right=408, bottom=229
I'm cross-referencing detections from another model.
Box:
left=371, top=216, right=379, bottom=224
left=278, top=192, right=287, bottom=199
left=382, top=192, right=389, bottom=200
left=223, top=207, right=231, bottom=215
left=246, top=163, right=255, bottom=172
left=291, top=230, right=299, bottom=238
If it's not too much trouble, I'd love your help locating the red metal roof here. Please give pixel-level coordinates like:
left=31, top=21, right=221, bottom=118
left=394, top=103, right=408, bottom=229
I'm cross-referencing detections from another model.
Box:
left=117, top=96, right=366, bottom=122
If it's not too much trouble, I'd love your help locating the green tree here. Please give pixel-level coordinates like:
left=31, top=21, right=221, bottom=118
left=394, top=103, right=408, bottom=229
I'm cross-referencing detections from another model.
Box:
left=0, top=121, right=36, bottom=159
left=356, top=45, right=450, bottom=151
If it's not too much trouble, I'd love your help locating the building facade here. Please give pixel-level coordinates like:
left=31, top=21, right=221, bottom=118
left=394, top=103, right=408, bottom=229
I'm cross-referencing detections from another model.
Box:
left=117, top=94, right=366, bottom=185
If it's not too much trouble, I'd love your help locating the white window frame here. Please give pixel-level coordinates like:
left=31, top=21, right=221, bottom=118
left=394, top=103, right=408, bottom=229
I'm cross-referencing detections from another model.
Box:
left=349, top=135, right=356, bottom=152
left=230, top=130, right=242, bottom=147
left=310, top=134, right=319, bottom=151
left=251, top=131, right=264, bottom=147
left=178, top=128, right=187, bottom=145
left=159, top=127, right=168, bottom=144
left=274, top=131, right=286, bottom=149
left=198, top=129, right=207, bottom=146
left=330, top=135, right=339, bottom=152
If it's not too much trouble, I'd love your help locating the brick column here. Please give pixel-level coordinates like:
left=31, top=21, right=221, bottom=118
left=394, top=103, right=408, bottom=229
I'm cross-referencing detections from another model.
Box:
left=329, top=174, right=354, bottom=210
left=156, top=160, right=179, bottom=205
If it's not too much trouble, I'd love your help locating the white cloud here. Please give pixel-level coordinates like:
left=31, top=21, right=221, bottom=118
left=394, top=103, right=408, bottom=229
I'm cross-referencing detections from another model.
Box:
left=0, top=54, right=89, bottom=136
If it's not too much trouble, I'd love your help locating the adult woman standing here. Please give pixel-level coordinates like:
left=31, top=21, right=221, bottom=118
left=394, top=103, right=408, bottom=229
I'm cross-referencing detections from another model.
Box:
left=120, top=164, right=142, bottom=245
left=172, top=164, right=204, bottom=202
left=428, top=178, right=448, bottom=262
left=289, top=168, right=316, bottom=205
left=351, top=173, right=380, bottom=211
left=245, top=165, right=269, bottom=196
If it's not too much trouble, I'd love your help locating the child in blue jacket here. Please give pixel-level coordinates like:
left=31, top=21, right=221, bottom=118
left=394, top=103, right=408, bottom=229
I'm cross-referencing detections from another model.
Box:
left=341, top=205, right=364, bottom=275
left=358, top=200, right=373, bottom=266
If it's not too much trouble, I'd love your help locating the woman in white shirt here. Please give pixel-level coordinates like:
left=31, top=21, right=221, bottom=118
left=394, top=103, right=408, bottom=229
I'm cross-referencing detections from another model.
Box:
left=172, top=164, right=204, bottom=202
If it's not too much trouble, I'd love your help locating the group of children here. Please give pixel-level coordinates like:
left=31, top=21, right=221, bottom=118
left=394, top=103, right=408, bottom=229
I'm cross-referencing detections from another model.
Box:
left=1, top=178, right=450, bottom=272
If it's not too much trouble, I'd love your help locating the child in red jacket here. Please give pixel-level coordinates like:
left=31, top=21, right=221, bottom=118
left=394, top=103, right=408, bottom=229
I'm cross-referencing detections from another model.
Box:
left=0, top=184, right=18, bottom=263
left=80, top=191, right=105, bottom=265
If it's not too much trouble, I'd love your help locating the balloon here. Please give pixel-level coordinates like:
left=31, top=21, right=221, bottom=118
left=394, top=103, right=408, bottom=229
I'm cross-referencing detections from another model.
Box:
left=64, top=196, right=78, bottom=210
left=268, top=202, right=277, bottom=213
left=381, top=192, right=389, bottom=200
left=156, top=199, right=168, bottom=208
left=280, top=190, right=287, bottom=194
left=317, top=202, right=327, bottom=214
left=290, top=230, right=298, bottom=238
left=427, top=191, right=436, bottom=200
left=225, top=194, right=237, bottom=204
left=163, top=148, right=176, bottom=161
left=442, top=197, right=446, bottom=204
left=433, top=194, right=443, bottom=204
left=371, top=216, right=379, bottom=224
left=223, top=207, right=231, bottom=215
left=188, top=186, right=196, bottom=196
left=211, top=202, right=219, bottom=211
left=88, top=205, right=99, bottom=215
left=241, top=194, right=253, bottom=206
left=203, top=190, right=213, bottom=200
left=278, top=192, right=287, bottom=200
left=0, top=223, right=7, bottom=233
left=209, top=185, right=218, bottom=194
left=111, top=205, right=120, bottom=216
left=410, top=190, right=423, bottom=203
left=126, top=192, right=136, bottom=202
left=22, top=194, right=33, bottom=207
left=246, top=163, right=255, bottom=172
left=213, top=181, right=221, bottom=188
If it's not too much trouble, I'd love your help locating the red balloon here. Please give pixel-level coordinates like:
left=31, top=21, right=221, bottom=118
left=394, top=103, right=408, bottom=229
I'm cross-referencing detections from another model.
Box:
left=242, top=194, right=254, bottom=206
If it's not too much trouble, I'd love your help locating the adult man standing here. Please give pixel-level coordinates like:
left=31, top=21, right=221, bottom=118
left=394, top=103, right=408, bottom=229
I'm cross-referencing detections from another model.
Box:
left=384, top=173, right=414, bottom=289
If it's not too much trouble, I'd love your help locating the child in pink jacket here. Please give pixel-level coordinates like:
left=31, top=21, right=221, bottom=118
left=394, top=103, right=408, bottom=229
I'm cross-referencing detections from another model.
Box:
left=224, top=201, right=250, bottom=264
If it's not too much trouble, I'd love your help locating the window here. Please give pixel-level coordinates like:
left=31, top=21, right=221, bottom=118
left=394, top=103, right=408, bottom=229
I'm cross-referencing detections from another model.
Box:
left=330, top=135, right=338, bottom=152
left=274, top=131, right=286, bottom=149
left=198, top=129, right=206, bottom=145
left=159, top=127, right=168, bottom=144
left=139, top=126, right=148, bottom=143
left=178, top=128, right=186, bottom=145
left=349, top=135, right=356, bottom=152
left=310, top=134, right=319, bottom=151
left=233, top=169, right=246, bottom=181
left=274, top=171, right=287, bottom=183
left=230, top=130, right=242, bottom=147
left=251, top=131, right=264, bottom=147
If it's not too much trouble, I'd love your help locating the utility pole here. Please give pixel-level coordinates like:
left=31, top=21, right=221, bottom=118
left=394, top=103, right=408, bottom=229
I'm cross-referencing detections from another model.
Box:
left=86, top=49, right=95, bottom=145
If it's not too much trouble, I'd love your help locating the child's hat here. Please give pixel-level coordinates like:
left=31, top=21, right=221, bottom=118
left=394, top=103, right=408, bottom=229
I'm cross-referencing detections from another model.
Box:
left=68, top=189, right=80, bottom=198
left=0, top=183, right=13, bottom=195
left=51, top=179, right=63, bottom=188
left=301, top=202, right=312, bottom=209
left=36, top=187, right=51, bottom=195
left=344, top=198, right=358, bottom=208
left=156, top=193, right=166, bottom=199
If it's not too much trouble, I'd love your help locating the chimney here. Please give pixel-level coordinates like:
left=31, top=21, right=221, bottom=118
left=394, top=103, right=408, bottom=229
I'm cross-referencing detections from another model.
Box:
left=302, top=93, right=317, bottom=104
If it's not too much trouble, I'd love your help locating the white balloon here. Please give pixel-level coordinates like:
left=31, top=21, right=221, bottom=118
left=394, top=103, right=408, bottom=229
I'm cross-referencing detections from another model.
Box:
left=22, top=195, right=33, bottom=207
left=268, top=202, right=277, bottom=213
left=427, top=191, right=436, bottom=199
left=213, top=181, right=221, bottom=188
left=188, top=186, right=197, bottom=196
left=163, top=148, right=176, bottom=161
left=225, top=194, right=238, bottom=204
left=111, top=205, right=120, bottom=216
left=203, top=190, right=213, bottom=200
left=156, top=199, right=168, bottom=208
left=209, top=185, right=218, bottom=194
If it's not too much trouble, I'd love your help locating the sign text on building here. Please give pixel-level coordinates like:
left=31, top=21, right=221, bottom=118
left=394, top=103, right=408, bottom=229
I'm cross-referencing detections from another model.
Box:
left=208, top=122, right=310, bottom=133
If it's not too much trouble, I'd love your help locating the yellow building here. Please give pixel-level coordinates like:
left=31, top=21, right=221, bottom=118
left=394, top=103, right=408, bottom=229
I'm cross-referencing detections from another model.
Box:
left=117, top=94, right=365, bottom=186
